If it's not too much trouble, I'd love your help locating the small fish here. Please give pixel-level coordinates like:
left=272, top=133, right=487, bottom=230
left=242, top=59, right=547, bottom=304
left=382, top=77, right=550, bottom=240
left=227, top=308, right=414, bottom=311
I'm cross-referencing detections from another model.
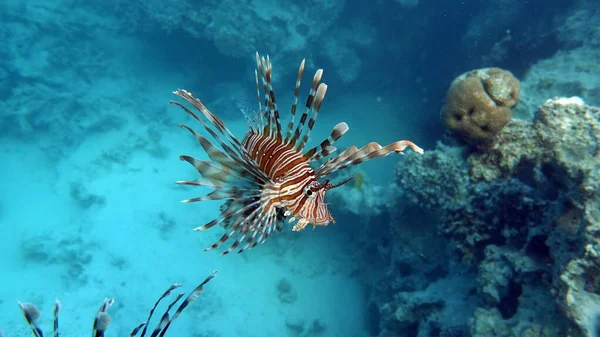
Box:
left=353, top=170, right=366, bottom=191
left=171, top=52, right=423, bottom=255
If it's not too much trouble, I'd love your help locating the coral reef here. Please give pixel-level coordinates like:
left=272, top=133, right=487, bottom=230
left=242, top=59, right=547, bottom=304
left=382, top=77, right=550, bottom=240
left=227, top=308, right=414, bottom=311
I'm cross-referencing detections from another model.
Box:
left=518, top=48, right=600, bottom=118
left=441, top=68, right=520, bottom=143
left=14, top=271, right=217, bottom=336
left=512, top=0, right=600, bottom=119
left=466, top=119, right=543, bottom=181
left=441, top=178, right=557, bottom=264
left=395, top=97, right=600, bottom=336
left=330, top=162, right=466, bottom=336
left=395, top=142, right=469, bottom=211
left=112, top=0, right=376, bottom=83
left=340, top=97, right=598, bottom=337
left=0, top=1, right=145, bottom=164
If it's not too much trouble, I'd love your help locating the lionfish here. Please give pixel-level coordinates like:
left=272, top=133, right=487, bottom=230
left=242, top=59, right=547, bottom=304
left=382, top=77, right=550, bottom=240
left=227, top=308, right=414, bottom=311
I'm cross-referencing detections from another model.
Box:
left=15, top=271, right=217, bottom=337
left=171, top=52, right=423, bottom=255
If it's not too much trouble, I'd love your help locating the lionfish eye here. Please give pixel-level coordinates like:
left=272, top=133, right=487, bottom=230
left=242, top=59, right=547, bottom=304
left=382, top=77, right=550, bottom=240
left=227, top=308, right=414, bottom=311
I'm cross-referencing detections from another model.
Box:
left=304, top=185, right=316, bottom=198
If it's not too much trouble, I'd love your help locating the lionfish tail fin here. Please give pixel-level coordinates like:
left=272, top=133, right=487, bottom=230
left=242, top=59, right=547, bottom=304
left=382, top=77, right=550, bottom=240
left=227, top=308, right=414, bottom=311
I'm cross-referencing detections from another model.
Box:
left=316, top=140, right=423, bottom=178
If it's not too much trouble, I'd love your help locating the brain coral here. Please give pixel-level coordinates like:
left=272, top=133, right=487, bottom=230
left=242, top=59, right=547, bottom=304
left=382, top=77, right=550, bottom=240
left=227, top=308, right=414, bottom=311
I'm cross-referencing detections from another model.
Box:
left=441, top=68, right=520, bottom=142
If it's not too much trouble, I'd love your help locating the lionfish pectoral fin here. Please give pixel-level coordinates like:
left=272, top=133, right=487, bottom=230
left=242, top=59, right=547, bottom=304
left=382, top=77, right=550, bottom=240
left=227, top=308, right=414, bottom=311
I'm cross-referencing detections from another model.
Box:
left=292, top=218, right=309, bottom=231
left=316, top=140, right=423, bottom=178
left=172, top=91, right=270, bottom=183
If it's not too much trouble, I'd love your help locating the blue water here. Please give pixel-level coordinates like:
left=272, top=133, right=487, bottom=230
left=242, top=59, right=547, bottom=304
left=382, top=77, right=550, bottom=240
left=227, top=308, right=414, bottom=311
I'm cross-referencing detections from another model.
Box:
left=1, top=0, right=598, bottom=336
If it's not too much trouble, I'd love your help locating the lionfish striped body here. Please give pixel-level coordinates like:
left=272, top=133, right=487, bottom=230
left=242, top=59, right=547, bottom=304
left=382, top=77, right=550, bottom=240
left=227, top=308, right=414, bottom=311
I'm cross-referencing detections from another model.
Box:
left=171, top=52, right=423, bottom=255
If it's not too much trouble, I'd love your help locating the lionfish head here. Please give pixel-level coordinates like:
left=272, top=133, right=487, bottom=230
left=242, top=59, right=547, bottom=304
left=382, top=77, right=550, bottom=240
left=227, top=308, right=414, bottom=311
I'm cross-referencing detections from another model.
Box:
left=291, top=176, right=354, bottom=231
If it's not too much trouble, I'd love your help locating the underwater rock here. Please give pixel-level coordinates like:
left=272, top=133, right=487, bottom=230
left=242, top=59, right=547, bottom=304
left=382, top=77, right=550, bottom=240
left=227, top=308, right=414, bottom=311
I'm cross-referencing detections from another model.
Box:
left=467, top=119, right=543, bottom=182
left=469, top=307, right=513, bottom=337
left=285, top=316, right=326, bottom=337
left=441, top=68, right=520, bottom=143
left=534, top=98, right=600, bottom=200
left=558, top=241, right=600, bottom=336
left=373, top=273, right=476, bottom=337
left=473, top=244, right=571, bottom=335
left=468, top=98, right=600, bottom=336
left=285, top=316, right=305, bottom=333
left=477, top=246, right=516, bottom=307
left=441, top=178, right=557, bottom=264
left=276, top=278, right=297, bottom=304
left=513, top=3, right=600, bottom=117
left=151, top=211, right=177, bottom=241
left=395, top=141, right=469, bottom=211
left=467, top=97, right=599, bottom=193
left=94, top=130, right=169, bottom=170
left=519, top=47, right=600, bottom=119
left=20, top=231, right=96, bottom=286
left=120, top=0, right=353, bottom=82
left=69, top=181, right=106, bottom=209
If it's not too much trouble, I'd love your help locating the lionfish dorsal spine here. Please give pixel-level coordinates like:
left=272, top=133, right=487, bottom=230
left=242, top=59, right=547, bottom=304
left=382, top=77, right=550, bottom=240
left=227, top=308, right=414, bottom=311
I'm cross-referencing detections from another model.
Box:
left=289, top=67, right=324, bottom=148
left=285, top=58, right=306, bottom=141
left=304, top=122, right=349, bottom=162
left=298, top=82, right=327, bottom=152
left=255, top=52, right=284, bottom=141
left=253, top=69, right=264, bottom=132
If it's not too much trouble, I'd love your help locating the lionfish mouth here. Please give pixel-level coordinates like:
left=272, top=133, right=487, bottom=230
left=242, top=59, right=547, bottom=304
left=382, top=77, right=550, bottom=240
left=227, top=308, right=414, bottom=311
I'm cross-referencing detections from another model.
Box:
left=286, top=176, right=354, bottom=231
